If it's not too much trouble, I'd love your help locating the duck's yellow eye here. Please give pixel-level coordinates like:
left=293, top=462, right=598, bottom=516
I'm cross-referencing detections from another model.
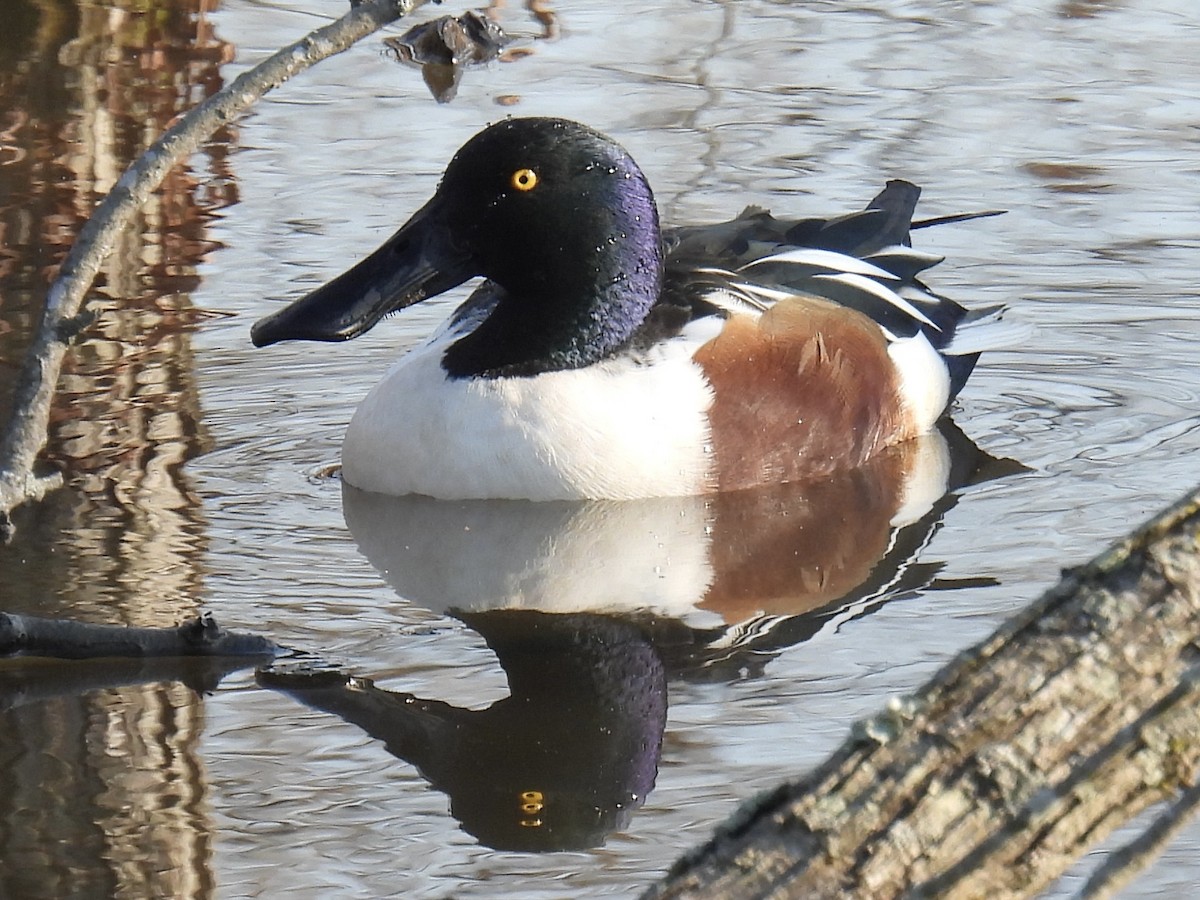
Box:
left=511, top=168, right=538, bottom=192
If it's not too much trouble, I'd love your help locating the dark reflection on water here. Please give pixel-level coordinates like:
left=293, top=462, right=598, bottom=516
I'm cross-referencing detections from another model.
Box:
left=0, top=1, right=233, bottom=897
left=256, top=423, right=1016, bottom=851
left=265, top=611, right=667, bottom=851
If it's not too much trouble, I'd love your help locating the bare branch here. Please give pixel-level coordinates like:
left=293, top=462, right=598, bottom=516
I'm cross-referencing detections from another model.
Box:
left=0, top=0, right=432, bottom=538
left=0, top=611, right=280, bottom=659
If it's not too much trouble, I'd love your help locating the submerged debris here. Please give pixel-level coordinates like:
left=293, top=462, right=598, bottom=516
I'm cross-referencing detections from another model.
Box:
left=385, top=11, right=510, bottom=103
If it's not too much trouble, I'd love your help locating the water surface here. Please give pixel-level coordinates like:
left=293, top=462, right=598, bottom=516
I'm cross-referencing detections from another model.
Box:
left=1, top=0, right=1199, bottom=896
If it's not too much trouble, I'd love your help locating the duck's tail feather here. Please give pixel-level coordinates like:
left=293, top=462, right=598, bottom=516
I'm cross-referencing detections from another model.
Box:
left=865, top=179, right=922, bottom=247
left=912, top=208, right=1006, bottom=230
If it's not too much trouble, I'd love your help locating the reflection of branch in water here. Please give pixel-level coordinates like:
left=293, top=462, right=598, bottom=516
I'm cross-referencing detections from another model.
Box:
left=0, top=639, right=268, bottom=899
left=0, top=0, right=433, bottom=539
left=0, top=1, right=237, bottom=623
left=0, top=10, right=269, bottom=898
left=0, top=653, right=266, bottom=714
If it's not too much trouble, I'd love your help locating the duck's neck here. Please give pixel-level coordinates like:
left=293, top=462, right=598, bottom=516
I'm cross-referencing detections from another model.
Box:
left=441, top=195, right=664, bottom=379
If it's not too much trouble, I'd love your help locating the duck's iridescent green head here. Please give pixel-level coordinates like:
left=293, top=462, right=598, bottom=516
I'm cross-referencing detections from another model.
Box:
left=252, top=118, right=664, bottom=377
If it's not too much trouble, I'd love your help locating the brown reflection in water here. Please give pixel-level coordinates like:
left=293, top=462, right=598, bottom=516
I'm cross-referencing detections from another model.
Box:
left=0, top=680, right=211, bottom=898
left=700, top=440, right=918, bottom=622
left=0, top=0, right=235, bottom=621
left=0, top=2, right=234, bottom=897
left=1058, top=0, right=1123, bottom=18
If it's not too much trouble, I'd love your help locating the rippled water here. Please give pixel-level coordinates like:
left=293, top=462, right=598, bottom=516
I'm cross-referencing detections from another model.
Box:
left=1, top=0, right=1199, bottom=896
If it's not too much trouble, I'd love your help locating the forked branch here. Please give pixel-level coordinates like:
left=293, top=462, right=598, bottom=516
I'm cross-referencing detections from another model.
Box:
left=0, top=0, right=431, bottom=538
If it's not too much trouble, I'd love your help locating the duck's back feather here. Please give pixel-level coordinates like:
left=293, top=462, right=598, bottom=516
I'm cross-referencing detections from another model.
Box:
left=653, top=179, right=1008, bottom=404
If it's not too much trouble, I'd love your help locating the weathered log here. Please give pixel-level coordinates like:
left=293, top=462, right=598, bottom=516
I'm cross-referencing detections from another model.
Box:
left=0, top=611, right=280, bottom=660
left=645, top=486, right=1200, bottom=899
left=0, top=0, right=431, bottom=539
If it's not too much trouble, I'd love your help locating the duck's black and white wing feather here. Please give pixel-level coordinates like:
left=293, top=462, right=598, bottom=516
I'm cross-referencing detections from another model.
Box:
left=662, top=179, right=1014, bottom=400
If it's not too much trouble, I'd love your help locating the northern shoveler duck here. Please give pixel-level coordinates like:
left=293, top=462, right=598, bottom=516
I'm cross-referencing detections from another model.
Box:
left=252, top=117, right=1009, bottom=501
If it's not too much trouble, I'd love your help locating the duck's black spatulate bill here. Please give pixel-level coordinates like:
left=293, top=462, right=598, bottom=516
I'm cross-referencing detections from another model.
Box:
left=251, top=199, right=469, bottom=347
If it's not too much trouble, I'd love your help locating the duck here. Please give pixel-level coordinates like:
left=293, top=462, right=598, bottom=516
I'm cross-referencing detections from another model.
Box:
left=252, top=117, right=1009, bottom=501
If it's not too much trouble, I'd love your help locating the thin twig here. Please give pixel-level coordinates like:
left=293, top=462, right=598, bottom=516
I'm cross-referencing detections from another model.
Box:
left=0, top=0, right=430, bottom=539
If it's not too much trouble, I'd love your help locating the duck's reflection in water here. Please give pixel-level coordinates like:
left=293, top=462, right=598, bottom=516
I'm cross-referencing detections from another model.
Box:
left=266, top=610, right=664, bottom=850
left=263, top=423, right=1018, bottom=850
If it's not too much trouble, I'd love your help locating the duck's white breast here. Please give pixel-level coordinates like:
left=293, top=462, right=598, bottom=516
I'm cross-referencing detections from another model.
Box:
left=341, top=322, right=720, bottom=501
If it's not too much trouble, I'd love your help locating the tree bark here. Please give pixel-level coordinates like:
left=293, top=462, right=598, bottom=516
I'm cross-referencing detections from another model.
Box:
left=645, top=486, right=1200, bottom=899
left=0, top=0, right=431, bottom=539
